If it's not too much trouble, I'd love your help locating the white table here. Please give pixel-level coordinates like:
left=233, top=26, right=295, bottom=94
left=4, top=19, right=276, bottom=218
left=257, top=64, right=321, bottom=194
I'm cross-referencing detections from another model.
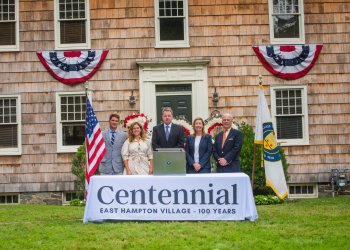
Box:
left=83, top=173, right=258, bottom=223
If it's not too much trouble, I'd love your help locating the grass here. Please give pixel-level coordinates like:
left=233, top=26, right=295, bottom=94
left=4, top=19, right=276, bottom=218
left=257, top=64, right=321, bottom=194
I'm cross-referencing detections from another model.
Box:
left=0, top=196, right=349, bottom=250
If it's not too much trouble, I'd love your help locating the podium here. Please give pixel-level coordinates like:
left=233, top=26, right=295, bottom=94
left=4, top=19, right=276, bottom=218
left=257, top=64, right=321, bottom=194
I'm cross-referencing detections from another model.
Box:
left=153, top=148, right=186, bottom=175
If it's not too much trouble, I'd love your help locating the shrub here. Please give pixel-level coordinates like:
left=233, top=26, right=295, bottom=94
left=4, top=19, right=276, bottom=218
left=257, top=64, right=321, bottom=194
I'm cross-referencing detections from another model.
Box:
left=71, top=144, right=86, bottom=196
left=70, top=199, right=86, bottom=206
left=254, top=195, right=285, bottom=205
left=239, top=122, right=289, bottom=196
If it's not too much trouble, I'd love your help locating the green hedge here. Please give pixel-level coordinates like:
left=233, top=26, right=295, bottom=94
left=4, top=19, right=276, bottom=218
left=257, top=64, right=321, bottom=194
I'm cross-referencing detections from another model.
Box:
left=254, top=195, right=285, bottom=205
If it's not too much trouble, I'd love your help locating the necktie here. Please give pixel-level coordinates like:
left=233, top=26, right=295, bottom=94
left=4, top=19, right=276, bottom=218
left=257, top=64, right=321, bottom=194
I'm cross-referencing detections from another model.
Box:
left=221, top=129, right=228, bottom=148
left=111, top=132, right=115, bottom=145
left=165, top=125, right=170, bottom=142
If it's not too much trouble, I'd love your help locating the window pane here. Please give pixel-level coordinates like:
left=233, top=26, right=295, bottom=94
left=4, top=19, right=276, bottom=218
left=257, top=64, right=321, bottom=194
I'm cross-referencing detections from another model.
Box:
left=68, top=104, right=74, bottom=112
left=308, top=186, right=314, bottom=194
left=276, top=107, right=282, bottom=115
left=289, top=98, right=295, bottom=106
left=165, top=1, right=171, bottom=8
left=62, top=123, right=85, bottom=146
left=276, top=90, right=281, bottom=98
left=6, top=195, right=13, bottom=203
left=75, top=104, right=81, bottom=112
left=290, top=107, right=296, bottom=114
left=60, top=20, right=86, bottom=44
left=61, top=104, right=67, bottom=112
left=276, top=116, right=303, bottom=139
left=289, top=186, right=295, bottom=194
left=276, top=98, right=282, bottom=107
left=302, top=186, right=307, bottom=194
left=61, top=96, right=67, bottom=104
left=75, top=113, right=81, bottom=120
left=274, top=15, right=300, bottom=38
left=59, top=3, right=65, bottom=12
left=160, top=18, right=184, bottom=41
left=13, top=195, right=18, bottom=203
left=0, top=124, right=18, bottom=148
left=0, top=22, right=16, bottom=45
left=296, top=98, right=302, bottom=105
left=74, top=96, right=81, bottom=104
left=295, top=186, right=301, bottom=194
left=68, top=96, right=74, bottom=104
left=282, top=90, right=288, bottom=98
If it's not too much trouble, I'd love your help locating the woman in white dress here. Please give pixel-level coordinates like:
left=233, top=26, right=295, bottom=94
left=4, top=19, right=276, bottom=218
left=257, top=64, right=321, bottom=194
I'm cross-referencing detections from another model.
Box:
left=122, top=122, right=153, bottom=175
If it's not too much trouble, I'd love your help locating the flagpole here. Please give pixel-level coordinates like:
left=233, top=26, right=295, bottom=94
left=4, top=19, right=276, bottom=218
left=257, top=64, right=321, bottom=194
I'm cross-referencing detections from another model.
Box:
left=251, top=144, right=256, bottom=191
left=251, top=75, right=263, bottom=191
left=84, top=81, right=89, bottom=99
left=83, top=81, right=89, bottom=198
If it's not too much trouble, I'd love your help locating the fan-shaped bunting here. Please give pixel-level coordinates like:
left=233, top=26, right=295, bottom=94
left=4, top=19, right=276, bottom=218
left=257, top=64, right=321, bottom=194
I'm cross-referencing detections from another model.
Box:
left=252, top=44, right=322, bottom=80
left=37, top=50, right=109, bottom=85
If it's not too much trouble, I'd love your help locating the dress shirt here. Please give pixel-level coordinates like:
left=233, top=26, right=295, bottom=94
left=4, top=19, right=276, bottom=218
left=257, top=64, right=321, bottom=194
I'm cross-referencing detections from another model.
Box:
left=194, top=135, right=201, bottom=163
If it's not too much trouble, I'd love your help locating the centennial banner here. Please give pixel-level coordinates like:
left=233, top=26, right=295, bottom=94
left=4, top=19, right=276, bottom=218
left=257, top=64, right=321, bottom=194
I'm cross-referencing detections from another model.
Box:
left=83, top=173, right=258, bottom=223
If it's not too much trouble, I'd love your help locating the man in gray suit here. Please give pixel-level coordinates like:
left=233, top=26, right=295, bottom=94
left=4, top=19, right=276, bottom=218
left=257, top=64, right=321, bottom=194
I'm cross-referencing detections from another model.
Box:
left=99, top=114, right=127, bottom=175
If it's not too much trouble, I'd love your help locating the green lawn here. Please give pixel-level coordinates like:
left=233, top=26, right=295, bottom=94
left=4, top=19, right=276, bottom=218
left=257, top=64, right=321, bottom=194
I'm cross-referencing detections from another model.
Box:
left=0, top=196, right=349, bottom=250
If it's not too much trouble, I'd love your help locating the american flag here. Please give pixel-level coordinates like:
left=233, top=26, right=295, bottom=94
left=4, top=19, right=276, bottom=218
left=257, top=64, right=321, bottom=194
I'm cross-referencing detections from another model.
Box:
left=85, top=97, right=106, bottom=196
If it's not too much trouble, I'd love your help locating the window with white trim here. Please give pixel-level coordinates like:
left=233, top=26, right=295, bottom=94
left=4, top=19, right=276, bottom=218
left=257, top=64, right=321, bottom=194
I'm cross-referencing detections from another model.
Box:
left=288, top=184, right=317, bottom=198
left=270, top=86, right=309, bottom=145
left=0, top=194, right=19, bottom=204
left=56, top=92, right=89, bottom=152
left=268, top=0, right=305, bottom=44
left=54, top=0, right=90, bottom=50
left=0, top=0, right=19, bottom=51
left=0, top=95, right=21, bottom=155
left=154, top=0, right=189, bottom=48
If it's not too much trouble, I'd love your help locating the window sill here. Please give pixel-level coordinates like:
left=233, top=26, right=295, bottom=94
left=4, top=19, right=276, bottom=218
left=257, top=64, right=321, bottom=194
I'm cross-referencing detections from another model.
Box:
left=57, top=145, right=81, bottom=153
left=270, top=38, right=305, bottom=45
left=278, top=140, right=310, bottom=147
left=155, top=43, right=190, bottom=49
left=0, top=46, right=20, bottom=52
left=0, top=149, right=21, bottom=156
left=55, top=43, right=91, bottom=51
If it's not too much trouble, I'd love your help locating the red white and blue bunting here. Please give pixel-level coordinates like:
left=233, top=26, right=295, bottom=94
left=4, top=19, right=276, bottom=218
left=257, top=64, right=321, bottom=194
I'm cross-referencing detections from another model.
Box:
left=37, top=50, right=109, bottom=85
left=252, top=44, right=323, bottom=80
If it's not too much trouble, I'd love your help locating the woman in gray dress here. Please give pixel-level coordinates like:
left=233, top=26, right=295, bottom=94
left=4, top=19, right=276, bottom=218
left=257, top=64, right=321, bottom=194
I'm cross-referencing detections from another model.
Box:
left=122, top=122, right=153, bottom=175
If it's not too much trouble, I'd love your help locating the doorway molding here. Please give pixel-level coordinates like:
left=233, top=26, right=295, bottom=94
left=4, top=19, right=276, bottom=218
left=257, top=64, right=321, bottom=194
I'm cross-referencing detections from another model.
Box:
left=137, top=59, right=210, bottom=128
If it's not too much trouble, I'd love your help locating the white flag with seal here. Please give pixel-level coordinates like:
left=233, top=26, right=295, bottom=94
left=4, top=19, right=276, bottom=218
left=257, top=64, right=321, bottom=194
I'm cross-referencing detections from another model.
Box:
left=254, top=87, right=288, bottom=199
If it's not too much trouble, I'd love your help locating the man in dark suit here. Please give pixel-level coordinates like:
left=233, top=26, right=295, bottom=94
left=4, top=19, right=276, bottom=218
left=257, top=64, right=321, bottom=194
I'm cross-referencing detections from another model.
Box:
left=152, top=107, right=185, bottom=150
left=213, top=113, right=243, bottom=173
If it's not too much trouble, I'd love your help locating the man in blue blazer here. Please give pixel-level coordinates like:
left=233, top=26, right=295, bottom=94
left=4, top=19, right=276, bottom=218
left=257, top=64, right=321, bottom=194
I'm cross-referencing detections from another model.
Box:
left=213, top=113, right=243, bottom=173
left=152, top=107, right=185, bottom=150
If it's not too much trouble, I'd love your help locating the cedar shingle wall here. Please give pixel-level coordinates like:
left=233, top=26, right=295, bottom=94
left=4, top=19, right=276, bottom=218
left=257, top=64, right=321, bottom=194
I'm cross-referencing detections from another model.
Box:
left=0, top=0, right=349, bottom=192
